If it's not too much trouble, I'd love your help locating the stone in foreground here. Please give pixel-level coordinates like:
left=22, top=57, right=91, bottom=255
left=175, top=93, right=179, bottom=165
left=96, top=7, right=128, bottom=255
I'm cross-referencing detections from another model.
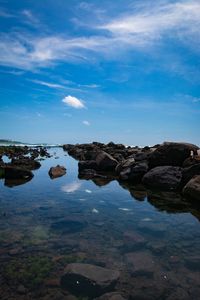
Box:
left=142, top=166, right=182, bottom=190
left=48, top=165, right=66, bottom=179
left=60, top=263, right=120, bottom=298
left=183, top=175, right=200, bottom=202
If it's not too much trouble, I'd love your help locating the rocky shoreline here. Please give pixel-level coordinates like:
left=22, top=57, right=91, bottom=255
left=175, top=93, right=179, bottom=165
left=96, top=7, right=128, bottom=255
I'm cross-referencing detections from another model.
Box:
left=63, top=141, right=200, bottom=203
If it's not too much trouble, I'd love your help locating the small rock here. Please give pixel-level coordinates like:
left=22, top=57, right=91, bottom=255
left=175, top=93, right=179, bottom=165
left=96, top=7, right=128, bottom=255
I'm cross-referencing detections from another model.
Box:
left=49, top=165, right=66, bottom=179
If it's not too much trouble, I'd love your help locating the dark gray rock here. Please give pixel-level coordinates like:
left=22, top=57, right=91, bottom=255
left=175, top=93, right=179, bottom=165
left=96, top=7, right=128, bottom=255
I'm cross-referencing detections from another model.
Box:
left=142, top=166, right=182, bottom=190
left=49, top=165, right=66, bottom=179
left=125, top=251, right=155, bottom=276
left=11, top=158, right=41, bottom=170
left=60, top=263, right=120, bottom=298
left=4, top=166, right=34, bottom=180
left=148, top=142, right=198, bottom=168
left=181, top=163, right=200, bottom=186
left=96, top=151, right=118, bottom=171
left=78, top=160, right=98, bottom=172
left=183, top=175, right=200, bottom=202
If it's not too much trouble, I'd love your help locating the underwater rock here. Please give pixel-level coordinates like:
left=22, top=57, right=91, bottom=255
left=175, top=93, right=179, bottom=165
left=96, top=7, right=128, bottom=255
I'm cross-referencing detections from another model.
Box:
left=49, top=165, right=66, bottom=179
left=125, top=251, right=155, bottom=276
left=51, top=219, right=86, bottom=234
left=60, top=263, right=120, bottom=298
left=94, top=292, right=127, bottom=300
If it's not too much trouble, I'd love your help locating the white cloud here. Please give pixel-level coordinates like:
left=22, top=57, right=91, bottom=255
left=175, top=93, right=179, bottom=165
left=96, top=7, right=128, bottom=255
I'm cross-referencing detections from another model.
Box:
left=83, top=120, right=90, bottom=126
left=61, top=182, right=82, bottom=193
left=0, top=1, right=200, bottom=71
left=32, top=79, right=66, bottom=89
left=62, top=95, right=85, bottom=109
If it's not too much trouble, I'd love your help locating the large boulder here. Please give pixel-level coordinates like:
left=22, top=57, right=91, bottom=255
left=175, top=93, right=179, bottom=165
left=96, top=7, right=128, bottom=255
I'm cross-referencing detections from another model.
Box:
left=60, top=263, right=120, bottom=298
left=95, top=151, right=118, bottom=171
left=148, top=142, right=199, bottom=168
left=119, top=162, right=148, bottom=182
left=183, top=175, right=200, bottom=202
left=4, top=166, right=34, bottom=180
left=142, top=166, right=182, bottom=190
left=48, top=165, right=66, bottom=179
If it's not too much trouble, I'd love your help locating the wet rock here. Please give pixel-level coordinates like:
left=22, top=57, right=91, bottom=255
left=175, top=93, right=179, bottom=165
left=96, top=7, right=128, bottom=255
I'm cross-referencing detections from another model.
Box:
left=4, top=166, right=34, bottom=180
left=11, top=158, right=41, bottom=170
left=138, top=221, right=166, bottom=236
left=96, top=151, right=118, bottom=171
left=148, top=142, right=198, bottom=168
left=166, top=287, right=190, bottom=300
left=78, top=160, right=98, bottom=172
left=181, top=163, right=200, bottom=186
left=60, top=263, right=120, bottom=298
left=142, top=166, right=182, bottom=190
left=125, top=251, right=155, bottom=276
left=94, top=292, right=126, bottom=300
left=183, top=175, right=200, bottom=202
left=115, top=158, right=135, bottom=174
left=49, top=165, right=66, bottom=179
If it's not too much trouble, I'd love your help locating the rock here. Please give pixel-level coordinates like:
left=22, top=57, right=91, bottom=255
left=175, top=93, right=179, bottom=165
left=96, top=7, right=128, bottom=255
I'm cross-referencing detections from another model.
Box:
left=182, top=155, right=200, bottom=167
left=122, top=231, right=146, bottom=251
left=94, top=292, right=126, bottom=300
left=4, top=166, right=34, bottom=180
left=60, top=263, right=120, bottom=298
left=96, top=151, right=118, bottom=171
left=78, top=160, right=98, bottom=172
left=125, top=251, right=155, bottom=276
left=17, top=284, right=27, bottom=294
left=134, top=152, right=150, bottom=162
left=11, top=158, right=41, bottom=170
left=148, top=142, right=199, bottom=168
left=115, top=158, right=135, bottom=174
left=183, top=175, right=200, bottom=202
left=49, top=165, right=66, bottom=179
left=142, top=166, right=182, bottom=190
left=181, top=163, right=200, bottom=186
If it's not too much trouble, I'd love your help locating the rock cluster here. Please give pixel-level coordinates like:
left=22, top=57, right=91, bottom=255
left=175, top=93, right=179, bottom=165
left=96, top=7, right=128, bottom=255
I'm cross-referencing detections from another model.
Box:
left=0, top=145, right=50, bottom=187
left=63, top=141, right=200, bottom=201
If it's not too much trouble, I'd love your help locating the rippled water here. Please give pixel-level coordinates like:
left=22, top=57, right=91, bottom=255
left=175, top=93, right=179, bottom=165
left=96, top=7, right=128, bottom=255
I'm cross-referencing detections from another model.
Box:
left=0, top=148, right=200, bottom=300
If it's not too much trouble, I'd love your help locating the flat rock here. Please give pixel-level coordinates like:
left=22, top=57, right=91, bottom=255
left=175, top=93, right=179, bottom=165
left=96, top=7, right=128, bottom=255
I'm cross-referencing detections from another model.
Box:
left=60, top=263, right=120, bottom=298
left=183, top=175, right=200, bottom=202
left=142, top=166, right=182, bottom=190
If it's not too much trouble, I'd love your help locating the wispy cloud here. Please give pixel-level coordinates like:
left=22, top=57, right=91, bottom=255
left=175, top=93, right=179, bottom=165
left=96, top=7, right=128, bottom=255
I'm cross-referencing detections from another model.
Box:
left=31, top=79, right=66, bottom=89
left=83, top=120, right=90, bottom=126
left=0, top=1, right=200, bottom=71
left=62, top=95, right=85, bottom=109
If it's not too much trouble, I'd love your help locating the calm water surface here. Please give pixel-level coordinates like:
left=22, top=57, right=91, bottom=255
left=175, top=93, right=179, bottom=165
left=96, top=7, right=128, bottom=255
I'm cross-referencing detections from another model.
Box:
left=0, top=148, right=200, bottom=299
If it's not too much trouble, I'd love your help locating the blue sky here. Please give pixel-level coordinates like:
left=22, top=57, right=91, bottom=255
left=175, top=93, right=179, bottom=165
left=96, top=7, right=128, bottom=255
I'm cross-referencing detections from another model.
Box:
left=0, top=0, right=199, bottom=145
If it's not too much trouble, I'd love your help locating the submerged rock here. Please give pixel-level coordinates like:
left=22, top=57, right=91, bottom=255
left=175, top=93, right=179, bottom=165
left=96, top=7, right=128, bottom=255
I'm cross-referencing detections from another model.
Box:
left=94, top=292, right=126, bottom=300
left=183, top=175, right=200, bottom=202
left=61, top=263, right=120, bottom=298
left=142, top=166, right=182, bottom=190
left=125, top=251, right=155, bottom=276
left=49, top=165, right=66, bottom=179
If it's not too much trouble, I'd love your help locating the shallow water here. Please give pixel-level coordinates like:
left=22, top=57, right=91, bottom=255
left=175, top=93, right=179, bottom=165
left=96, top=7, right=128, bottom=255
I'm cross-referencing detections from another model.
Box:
left=0, top=148, right=200, bottom=299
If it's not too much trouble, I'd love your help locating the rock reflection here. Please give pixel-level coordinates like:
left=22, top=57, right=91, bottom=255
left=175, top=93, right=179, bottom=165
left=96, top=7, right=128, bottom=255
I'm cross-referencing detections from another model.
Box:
left=4, top=177, right=33, bottom=187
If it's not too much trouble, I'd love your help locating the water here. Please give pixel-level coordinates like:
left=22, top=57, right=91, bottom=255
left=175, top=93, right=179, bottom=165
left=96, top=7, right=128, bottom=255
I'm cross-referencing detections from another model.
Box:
left=0, top=148, right=200, bottom=299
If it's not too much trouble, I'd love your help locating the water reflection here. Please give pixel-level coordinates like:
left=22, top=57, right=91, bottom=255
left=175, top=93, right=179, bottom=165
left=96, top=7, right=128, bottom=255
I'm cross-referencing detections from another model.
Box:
left=0, top=148, right=200, bottom=300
